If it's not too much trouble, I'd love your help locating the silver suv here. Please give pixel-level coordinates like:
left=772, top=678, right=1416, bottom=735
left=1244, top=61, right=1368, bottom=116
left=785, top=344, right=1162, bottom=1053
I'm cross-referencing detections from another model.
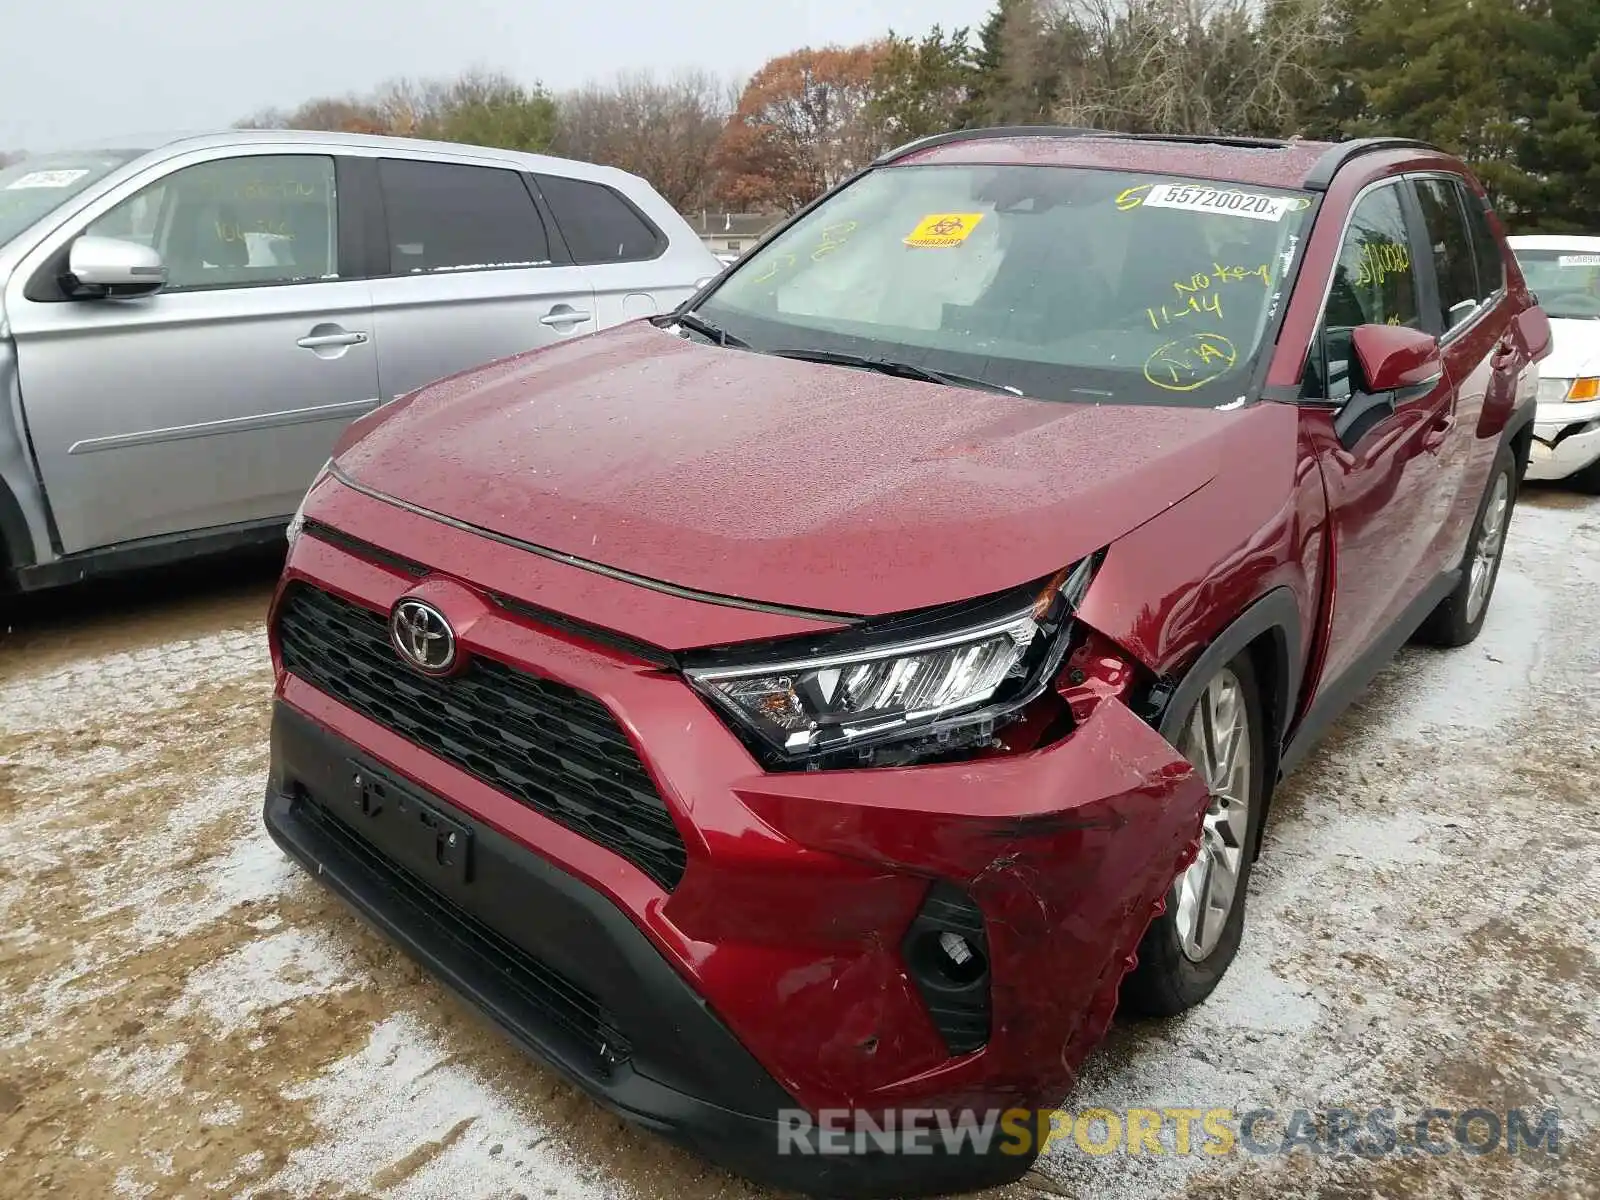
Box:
left=0, top=130, right=721, bottom=592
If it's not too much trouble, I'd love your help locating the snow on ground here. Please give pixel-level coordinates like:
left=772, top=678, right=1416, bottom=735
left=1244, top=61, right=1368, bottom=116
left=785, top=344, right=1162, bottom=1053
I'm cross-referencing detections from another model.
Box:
left=1, top=492, right=1596, bottom=1200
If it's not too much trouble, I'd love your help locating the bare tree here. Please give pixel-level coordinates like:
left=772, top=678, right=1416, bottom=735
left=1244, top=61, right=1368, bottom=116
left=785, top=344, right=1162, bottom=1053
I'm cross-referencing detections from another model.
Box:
left=553, top=70, right=734, bottom=209
left=1043, top=0, right=1334, bottom=136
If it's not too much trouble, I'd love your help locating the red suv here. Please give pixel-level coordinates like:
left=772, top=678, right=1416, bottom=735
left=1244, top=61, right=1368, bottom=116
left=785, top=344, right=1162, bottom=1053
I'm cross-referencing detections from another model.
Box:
left=264, top=129, right=1548, bottom=1195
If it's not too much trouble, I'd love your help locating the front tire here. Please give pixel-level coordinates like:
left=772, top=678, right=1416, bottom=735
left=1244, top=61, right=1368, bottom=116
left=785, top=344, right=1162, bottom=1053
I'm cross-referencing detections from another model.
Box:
left=1414, top=441, right=1517, bottom=648
left=1121, top=654, right=1266, bottom=1018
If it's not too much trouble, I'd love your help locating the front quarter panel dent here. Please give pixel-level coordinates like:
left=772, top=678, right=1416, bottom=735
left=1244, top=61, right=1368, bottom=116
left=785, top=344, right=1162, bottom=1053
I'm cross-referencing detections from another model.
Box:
left=732, top=698, right=1209, bottom=1111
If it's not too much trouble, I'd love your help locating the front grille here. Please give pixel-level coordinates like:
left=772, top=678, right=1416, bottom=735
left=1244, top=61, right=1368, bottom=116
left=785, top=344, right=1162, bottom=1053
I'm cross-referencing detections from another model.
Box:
left=297, top=791, right=632, bottom=1072
left=276, top=583, right=688, bottom=890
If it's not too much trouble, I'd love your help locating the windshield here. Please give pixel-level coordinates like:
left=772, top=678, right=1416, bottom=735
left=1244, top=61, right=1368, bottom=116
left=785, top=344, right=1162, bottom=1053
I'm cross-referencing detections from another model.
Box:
left=0, top=152, right=139, bottom=249
left=693, top=164, right=1314, bottom=406
left=1513, top=247, right=1600, bottom=320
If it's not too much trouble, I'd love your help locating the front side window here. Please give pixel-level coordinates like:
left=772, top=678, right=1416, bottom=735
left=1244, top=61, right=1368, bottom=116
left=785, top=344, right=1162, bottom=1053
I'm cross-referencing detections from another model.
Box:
left=1304, top=183, right=1422, bottom=400
left=0, top=152, right=139, bottom=250
left=378, top=158, right=550, bottom=274
left=694, top=165, right=1315, bottom=406
left=1461, top=191, right=1506, bottom=299
left=1512, top=246, right=1600, bottom=320
left=86, top=154, right=338, bottom=291
left=1414, top=177, right=1480, bottom=330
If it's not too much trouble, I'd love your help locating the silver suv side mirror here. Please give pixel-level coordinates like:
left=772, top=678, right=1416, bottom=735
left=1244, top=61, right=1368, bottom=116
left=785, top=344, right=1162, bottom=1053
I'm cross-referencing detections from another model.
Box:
left=64, top=235, right=168, bottom=300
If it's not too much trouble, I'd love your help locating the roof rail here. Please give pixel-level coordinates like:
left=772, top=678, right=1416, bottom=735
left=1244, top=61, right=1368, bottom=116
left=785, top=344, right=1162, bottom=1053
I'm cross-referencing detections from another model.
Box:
left=874, top=126, right=1104, bottom=165
left=1302, top=137, right=1438, bottom=191
left=875, top=126, right=1304, bottom=166
left=1107, top=132, right=1293, bottom=151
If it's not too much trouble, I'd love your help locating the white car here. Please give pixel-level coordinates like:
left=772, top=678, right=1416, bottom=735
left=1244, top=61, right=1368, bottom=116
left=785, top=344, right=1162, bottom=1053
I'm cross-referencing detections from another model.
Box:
left=1509, top=234, right=1600, bottom=490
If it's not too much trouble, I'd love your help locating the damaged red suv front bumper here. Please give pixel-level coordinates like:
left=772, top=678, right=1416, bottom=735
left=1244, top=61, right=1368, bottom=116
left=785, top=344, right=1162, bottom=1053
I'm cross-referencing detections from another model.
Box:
left=263, top=481, right=1208, bottom=1198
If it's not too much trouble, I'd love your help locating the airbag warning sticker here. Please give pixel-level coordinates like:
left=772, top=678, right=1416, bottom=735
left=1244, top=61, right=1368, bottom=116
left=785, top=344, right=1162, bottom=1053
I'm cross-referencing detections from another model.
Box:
left=905, top=212, right=984, bottom=248
left=1142, top=183, right=1291, bottom=222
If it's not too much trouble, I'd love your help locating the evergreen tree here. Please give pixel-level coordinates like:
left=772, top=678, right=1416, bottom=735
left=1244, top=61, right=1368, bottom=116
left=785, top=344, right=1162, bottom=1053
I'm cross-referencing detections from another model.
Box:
left=1329, top=0, right=1600, bottom=230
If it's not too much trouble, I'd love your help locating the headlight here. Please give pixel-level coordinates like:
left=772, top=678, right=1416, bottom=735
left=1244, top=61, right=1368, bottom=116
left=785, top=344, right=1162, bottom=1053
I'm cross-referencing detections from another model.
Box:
left=285, top=458, right=332, bottom=551
left=1537, top=377, right=1574, bottom=404
left=685, top=557, right=1097, bottom=767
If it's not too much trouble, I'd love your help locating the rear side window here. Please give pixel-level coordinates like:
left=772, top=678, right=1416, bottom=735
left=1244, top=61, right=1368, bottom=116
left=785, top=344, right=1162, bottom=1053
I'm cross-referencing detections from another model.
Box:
left=1460, top=189, right=1506, bottom=298
left=1413, top=178, right=1480, bottom=330
left=536, top=174, right=664, bottom=264
left=378, top=159, right=550, bottom=274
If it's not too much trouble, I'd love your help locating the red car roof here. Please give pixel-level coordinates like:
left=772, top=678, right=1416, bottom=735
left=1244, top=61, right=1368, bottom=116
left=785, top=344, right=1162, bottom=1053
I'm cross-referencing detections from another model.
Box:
left=887, top=132, right=1425, bottom=192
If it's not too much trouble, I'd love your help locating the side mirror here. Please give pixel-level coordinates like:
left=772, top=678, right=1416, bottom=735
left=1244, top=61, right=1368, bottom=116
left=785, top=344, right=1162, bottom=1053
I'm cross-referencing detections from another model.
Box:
left=63, top=235, right=167, bottom=300
left=1351, top=323, right=1442, bottom=394
left=1517, top=305, right=1552, bottom=363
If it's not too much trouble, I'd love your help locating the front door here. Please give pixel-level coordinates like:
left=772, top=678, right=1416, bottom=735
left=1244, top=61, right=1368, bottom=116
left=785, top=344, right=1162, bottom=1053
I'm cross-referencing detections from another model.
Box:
left=1299, top=179, right=1457, bottom=691
left=4, top=150, right=379, bottom=554
left=364, top=155, right=597, bottom=401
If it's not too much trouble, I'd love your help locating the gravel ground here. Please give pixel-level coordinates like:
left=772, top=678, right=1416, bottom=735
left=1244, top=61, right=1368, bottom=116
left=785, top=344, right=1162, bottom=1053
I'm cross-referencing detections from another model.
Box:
left=0, top=491, right=1596, bottom=1200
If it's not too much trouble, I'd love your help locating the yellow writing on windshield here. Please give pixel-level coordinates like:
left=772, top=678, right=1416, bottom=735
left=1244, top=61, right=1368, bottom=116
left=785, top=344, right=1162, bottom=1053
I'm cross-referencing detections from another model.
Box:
left=904, top=212, right=984, bottom=248
left=811, top=220, right=858, bottom=262
left=1144, top=332, right=1238, bottom=392
left=750, top=252, right=797, bottom=284
left=1149, top=293, right=1223, bottom=329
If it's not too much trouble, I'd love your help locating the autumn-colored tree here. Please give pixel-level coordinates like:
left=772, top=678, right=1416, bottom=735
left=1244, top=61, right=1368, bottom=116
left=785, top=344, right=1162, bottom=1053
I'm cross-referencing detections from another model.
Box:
left=554, top=71, right=734, bottom=209
left=237, top=97, right=387, bottom=134
left=714, top=44, right=890, bottom=213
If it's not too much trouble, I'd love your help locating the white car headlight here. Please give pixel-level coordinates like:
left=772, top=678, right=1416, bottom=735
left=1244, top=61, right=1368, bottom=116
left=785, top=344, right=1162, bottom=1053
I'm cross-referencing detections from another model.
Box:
left=1538, top=377, right=1575, bottom=404
left=685, top=557, right=1097, bottom=766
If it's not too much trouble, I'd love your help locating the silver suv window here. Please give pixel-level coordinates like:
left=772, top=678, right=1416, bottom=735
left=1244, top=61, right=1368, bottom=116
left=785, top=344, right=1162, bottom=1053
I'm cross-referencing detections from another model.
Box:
left=378, top=158, right=550, bottom=274
left=86, top=154, right=338, bottom=291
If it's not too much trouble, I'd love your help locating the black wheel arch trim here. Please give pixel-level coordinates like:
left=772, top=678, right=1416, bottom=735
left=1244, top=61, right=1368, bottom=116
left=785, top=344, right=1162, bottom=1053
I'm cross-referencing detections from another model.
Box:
left=1143, top=585, right=1304, bottom=856
left=0, top=474, right=36, bottom=571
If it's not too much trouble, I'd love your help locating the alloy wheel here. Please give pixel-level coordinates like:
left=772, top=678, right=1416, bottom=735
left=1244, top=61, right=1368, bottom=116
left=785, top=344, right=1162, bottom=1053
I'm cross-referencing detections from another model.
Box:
left=1466, top=471, right=1511, bottom=625
left=1173, top=668, right=1253, bottom=963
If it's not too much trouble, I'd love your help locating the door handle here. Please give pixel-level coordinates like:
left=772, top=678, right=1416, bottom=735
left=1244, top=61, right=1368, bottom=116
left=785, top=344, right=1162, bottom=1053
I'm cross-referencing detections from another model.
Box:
left=1422, top=413, right=1455, bottom=453
left=539, top=309, right=592, bottom=327
left=297, top=331, right=368, bottom=349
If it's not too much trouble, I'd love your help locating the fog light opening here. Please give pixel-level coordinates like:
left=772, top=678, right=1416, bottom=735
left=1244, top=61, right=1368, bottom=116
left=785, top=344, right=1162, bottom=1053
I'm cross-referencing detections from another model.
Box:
left=914, top=928, right=988, bottom=988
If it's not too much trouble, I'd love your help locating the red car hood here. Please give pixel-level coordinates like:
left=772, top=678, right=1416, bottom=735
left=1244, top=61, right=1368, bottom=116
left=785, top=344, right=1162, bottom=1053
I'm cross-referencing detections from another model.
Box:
left=338, top=322, right=1243, bottom=617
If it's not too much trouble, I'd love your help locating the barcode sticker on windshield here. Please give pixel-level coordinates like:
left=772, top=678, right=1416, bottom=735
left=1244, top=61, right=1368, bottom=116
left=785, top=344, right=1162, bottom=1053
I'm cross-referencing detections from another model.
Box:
left=5, top=169, right=90, bottom=190
left=1558, top=253, right=1600, bottom=267
left=1142, top=183, right=1291, bottom=222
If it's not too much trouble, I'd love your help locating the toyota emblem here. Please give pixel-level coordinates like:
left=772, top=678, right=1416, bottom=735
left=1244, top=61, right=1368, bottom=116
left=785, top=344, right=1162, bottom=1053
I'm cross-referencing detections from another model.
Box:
left=390, top=598, right=457, bottom=674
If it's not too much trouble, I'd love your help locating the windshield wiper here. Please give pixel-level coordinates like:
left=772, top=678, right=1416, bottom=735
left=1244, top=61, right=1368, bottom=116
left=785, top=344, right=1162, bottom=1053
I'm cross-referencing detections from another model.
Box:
left=771, top=348, right=1024, bottom=397
left=672, top=310, right=749, bottom=348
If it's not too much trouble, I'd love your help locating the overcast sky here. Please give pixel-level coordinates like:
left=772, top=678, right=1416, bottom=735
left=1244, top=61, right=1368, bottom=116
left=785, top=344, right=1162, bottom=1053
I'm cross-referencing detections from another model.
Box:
left=1, top=0, right=989, bottom=150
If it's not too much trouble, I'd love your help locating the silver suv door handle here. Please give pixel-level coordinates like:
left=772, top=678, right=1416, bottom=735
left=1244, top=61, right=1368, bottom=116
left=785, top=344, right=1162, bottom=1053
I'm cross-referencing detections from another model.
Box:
left=297, top=331, right=368, bottom=349
left=540, top=309, right=592, bottom=327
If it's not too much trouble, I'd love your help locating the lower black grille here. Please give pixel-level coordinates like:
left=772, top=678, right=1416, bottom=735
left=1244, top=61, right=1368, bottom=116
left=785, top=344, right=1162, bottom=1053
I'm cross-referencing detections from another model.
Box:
left=297, top=791, right=631, bottom=1071
left=276, top=583, right=688, bottom=890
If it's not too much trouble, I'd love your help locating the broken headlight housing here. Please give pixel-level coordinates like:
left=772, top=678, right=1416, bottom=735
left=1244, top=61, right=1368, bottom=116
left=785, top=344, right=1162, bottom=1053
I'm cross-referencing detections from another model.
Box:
left=684, top=557, right=1097, bottom=768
